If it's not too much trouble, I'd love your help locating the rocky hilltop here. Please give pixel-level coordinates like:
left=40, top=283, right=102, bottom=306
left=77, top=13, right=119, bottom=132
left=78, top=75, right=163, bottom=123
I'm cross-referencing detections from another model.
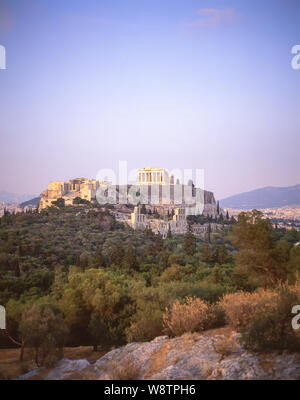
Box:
left=18, top=328, right=300, bottom=380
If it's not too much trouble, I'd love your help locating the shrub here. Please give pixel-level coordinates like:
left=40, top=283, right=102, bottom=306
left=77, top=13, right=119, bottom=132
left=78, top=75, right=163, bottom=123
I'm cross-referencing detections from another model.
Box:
left=160, top=264, right=183, bottom=283
left=205, top=303, right=226, bottom=330
left=241, top=287, right=300, bottom=352
left=108, top=356, right=140, bottom=380
left=125, top=309, right=164, bottom=343
left=219, top=289, right=279, bottom=331
left=163, top=297, right=209, bottom=337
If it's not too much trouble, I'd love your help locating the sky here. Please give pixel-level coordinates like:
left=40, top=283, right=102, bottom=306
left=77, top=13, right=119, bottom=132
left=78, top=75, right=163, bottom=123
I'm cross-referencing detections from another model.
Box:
left=0, top=0, right=299, bottom=200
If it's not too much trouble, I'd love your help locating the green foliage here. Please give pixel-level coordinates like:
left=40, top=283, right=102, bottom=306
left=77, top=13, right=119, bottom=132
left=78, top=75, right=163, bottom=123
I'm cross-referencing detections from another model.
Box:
left=19, top=304, right=68, bottom=366
left=1, top=204, right=298, bottom=352
left=230, top=210, right=289, bottom=283
left=88, top=311, right=111, bottom=351
left=58, top=268, right=135, bottom=346
left=51, top=198, right=65, bottom=208
left=73, top=197, right=91, bottom=205
left=184, top=223, right=196, bottom=256
left=123, top=244, right=137, bottom=271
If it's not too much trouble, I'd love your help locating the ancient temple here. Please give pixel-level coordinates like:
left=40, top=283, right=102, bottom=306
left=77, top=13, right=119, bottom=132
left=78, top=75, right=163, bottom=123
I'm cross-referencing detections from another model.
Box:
left=137, top=167, right=174, bottom=185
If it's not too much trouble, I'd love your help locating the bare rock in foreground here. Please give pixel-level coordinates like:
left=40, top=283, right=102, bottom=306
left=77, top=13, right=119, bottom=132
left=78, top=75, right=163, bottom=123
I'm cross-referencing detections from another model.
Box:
left=17, top=328, right=300, bottom=380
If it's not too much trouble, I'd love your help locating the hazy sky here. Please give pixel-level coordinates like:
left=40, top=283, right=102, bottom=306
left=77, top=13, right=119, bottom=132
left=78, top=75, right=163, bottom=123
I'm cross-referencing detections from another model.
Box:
left=0, top=0, right=299, bottom=200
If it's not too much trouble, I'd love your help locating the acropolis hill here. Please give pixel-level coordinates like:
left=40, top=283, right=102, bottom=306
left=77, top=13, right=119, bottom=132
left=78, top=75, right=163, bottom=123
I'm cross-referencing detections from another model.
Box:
left=38, top=168, right=222, bottom=237
left=39, top=168, right=216, bottom=210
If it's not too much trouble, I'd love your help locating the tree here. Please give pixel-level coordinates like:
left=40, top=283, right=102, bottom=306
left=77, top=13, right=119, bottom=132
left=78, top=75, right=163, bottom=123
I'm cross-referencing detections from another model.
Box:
left=108, top=243, right=125, bottom=266
left=52, top=198, right=65, bottom=209
left=5, top=299, right=30, bottom=361
left=206, top=223, right=211, bottom=244
left=88, top=311, right=110, bottom=351
left=215, top=244, right=228, bottom=264
left=73, top=197, right=90, bottom=205
left=217, top=201, right=220, bottom=215
left=282, top=229, right=300, bottom=245
left=123, top=244, right=137, bottom=270
left=201, top=241, right=212, bottom=263
left=167, top=225, right=172, bottom=239
left=230, top=210, right=288, bottom=283
left=155, top=233, right=164, bottom=253
left=19, top=305, right=68, bottom=367
left=144, top=226, right=155, bottom=240
left=59, top=269, right=133, bottom=346
left=158, top=249, right=170, bottom=271
left=184, top=223, right=196, bottom=256
left=211, top=264, right=221, bottom=284
left=94, top=247, right=105, bottom=268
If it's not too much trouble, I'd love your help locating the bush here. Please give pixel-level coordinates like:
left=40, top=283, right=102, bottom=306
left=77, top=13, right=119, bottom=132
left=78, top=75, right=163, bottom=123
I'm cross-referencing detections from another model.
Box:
left=163, top=297, right=209, bottom=337
left=241, top=287, right=300, bottom=352
left=125, top=309, right=164, bottom=343
left=205, top=303, right=226, bottom=330
left=219, top=289, right=279, bottom=331
left=108, top=356, right=140, bottom=380
left=160, top=264, right=183, bottom=283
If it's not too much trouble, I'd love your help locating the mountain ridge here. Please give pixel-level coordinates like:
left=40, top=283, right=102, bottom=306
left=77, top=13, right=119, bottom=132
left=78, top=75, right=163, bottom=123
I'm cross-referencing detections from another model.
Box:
left=220, top=184, right=300, bottom=209
left=0, top=191, right=38, bottom=204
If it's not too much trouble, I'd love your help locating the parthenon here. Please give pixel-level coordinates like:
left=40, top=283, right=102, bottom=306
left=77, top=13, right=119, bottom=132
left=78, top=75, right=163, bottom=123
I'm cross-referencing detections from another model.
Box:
left=137, top=167, right=174, bottom=185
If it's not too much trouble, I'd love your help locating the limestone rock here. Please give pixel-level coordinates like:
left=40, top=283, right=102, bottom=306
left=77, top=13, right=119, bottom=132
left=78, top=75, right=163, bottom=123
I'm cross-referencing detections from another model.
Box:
left=17, top=328, right=300, bottom=380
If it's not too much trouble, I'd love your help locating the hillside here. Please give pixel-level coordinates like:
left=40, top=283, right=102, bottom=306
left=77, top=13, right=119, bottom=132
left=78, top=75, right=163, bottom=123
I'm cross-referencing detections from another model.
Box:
left=16, top=328, right=300, bottom=380
left=220, top=184, right=300, bottom=209
left=19, top=197, right=41, bottom=210
left=1, top=205, right=300, bottom=381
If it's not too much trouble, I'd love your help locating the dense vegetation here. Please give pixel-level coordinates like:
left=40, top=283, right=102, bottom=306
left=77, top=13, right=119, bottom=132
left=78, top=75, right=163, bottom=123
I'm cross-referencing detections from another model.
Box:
left=0, top=204, right=300, bottom=366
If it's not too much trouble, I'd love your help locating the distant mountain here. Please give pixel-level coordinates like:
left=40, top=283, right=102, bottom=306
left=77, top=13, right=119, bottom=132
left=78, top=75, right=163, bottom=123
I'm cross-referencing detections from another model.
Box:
left=0, top=191, right=38, bottom=204
left=220, top=184, right=300, bottom=209
left=20, top=197, right=41, bottom=209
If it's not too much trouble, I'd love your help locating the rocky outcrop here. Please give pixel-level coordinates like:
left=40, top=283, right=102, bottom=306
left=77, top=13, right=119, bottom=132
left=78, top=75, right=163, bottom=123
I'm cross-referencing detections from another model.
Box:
left=17, top=328, right=300, bottom=380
